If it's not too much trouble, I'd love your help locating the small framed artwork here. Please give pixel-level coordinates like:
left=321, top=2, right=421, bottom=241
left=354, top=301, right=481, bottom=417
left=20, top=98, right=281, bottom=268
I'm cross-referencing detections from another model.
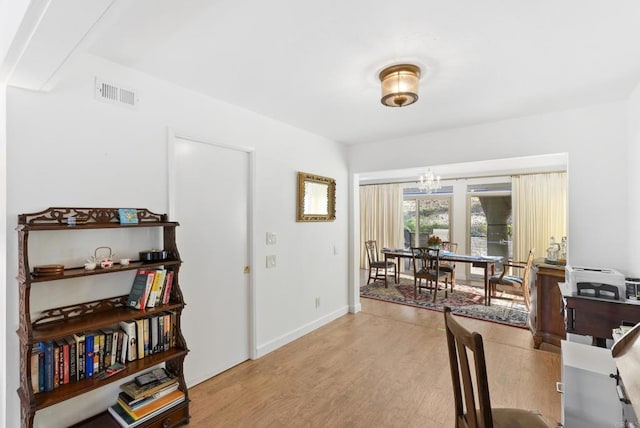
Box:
left=118, top=208, right=139, bottom=224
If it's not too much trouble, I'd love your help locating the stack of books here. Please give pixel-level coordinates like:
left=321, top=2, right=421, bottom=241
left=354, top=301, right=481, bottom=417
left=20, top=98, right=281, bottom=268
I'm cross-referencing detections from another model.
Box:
left=108, top=368, right=185, bottom=427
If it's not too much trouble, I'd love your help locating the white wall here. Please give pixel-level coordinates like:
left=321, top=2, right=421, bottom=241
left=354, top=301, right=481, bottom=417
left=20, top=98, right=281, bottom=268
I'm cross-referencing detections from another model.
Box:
left=0, top=84, right=7, bottom=428
left=5, top=53, right=348, bottom=427
left=349, top=101, right=631, bottom=273
left=628, top=84, right=640, bottom=278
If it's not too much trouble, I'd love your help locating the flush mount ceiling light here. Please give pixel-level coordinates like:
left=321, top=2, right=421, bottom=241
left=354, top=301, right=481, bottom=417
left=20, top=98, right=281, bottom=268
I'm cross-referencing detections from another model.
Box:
left=379, top=63, right=421, bottom=107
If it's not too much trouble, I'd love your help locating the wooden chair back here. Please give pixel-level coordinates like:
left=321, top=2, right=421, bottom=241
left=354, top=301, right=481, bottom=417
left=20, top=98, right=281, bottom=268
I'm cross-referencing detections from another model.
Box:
left=365, top=240, right=379, bottom=265
left=443, top=306, right=493, bottom=428
left=410, top=247, right=441, bottom=276
left=521, top=249, right=535, bottom=308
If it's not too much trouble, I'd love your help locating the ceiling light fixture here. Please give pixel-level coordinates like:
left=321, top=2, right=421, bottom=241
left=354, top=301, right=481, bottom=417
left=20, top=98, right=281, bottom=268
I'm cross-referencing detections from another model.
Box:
left=418, top=168, right=441, bottom=194
left=379, top=63, right=421, bottom=107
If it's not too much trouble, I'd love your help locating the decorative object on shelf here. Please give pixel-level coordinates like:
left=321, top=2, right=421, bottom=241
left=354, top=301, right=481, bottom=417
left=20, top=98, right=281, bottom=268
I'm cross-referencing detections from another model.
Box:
left=427, top=235, right=442, bottom=248
left=139, top=249, right=168, bottom=262
left=379, top=63, right=421, bottom=107
left=296, top=171, right=336, bottom=222
left=118, top=208, right=139, bottom=224
left=559, top=236, right=567, bottom=263
left=94, top=246, right=115, bottom=269
left=545, top=236, right=561, bottom=263
left=119, top=258, right=131, bottom=266
left=418, top=168, right=441, bottom=194
left=83, top=261, right=97, bottom=271
left=33, top=264, right=65, bottom=277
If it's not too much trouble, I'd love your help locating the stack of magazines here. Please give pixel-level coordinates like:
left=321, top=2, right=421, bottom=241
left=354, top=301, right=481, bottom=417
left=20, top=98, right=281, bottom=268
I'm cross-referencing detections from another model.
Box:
left=108, top=368, right=185, bottom=427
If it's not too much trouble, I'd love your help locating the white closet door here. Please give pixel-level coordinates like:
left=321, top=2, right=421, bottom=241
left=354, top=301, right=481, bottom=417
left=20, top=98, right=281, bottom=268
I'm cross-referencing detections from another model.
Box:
left=173, top=136, right=250, bottom=386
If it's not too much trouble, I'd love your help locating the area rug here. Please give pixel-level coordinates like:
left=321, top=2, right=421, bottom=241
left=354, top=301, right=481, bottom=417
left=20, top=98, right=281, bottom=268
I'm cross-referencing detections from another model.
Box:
left=360, top=278, right=529, bottom=328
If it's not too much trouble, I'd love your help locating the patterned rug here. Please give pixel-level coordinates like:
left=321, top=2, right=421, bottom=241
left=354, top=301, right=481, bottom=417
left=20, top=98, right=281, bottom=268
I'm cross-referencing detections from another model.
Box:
left=360, top=278, right=529, bottom=328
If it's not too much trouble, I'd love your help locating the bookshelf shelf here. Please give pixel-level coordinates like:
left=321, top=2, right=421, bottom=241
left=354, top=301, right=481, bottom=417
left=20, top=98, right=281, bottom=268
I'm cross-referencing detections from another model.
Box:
left=27, top=260, right=182, bottom=283
left=17, top=207, right=190, bottom=428
left=29, top=348, right=188, bottom=410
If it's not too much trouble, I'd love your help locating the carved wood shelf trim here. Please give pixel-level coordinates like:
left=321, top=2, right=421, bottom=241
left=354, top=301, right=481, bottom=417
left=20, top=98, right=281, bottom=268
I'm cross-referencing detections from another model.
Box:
left=18, top=207, right=168, bottom=227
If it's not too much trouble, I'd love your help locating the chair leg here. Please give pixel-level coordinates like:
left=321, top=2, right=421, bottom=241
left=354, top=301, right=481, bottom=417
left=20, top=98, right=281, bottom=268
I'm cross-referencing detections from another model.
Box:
left=367, top=268, right=372, bottom=284
left=450, top=271, right=455, bottom=291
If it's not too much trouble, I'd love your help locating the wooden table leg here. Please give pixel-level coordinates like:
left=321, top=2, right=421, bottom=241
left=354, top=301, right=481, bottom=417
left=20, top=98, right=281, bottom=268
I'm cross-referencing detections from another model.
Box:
left=384, top=254, right=389, bottom=288
left=484, top=263, right=491, bottom=306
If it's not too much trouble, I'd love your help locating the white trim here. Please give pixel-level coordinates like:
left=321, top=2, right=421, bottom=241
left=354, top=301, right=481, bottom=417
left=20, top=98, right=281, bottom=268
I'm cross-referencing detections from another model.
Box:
left=166, top=127, right=257, bottom=361
left=349, top=173, right=361, bottom=313
left=255, top=306, right=349, bottom=358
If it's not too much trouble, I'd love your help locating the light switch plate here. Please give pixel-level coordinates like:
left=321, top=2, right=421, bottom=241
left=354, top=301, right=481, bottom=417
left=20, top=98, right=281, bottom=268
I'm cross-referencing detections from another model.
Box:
left=266, top=232, right=277, bottom=245
left=266, top=255, right=276, bottom=268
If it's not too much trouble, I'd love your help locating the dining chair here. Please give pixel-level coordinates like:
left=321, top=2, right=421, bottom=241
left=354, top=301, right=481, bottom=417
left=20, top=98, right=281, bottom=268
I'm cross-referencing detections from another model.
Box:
left=411, top=246, right=449, bottom=302
left=364, top=240, right=397, bottom=286
left=440, top=241, right=458, bottom=292
left=443, top=306, right=552, bottom=428
left=489, top=248, right=535, bottom=309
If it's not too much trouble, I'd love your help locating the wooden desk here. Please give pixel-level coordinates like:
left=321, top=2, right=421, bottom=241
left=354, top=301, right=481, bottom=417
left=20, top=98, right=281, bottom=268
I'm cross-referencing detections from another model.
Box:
left=530, top=260, right=566, bottom=348
left=382, top=249, right=502, bottom=306
left=560, top=283, right=640, bottom=346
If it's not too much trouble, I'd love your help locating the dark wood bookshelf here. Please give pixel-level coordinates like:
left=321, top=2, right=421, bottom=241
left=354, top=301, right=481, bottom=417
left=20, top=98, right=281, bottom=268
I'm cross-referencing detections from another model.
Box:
left=17, top=207, right=190, bottom=428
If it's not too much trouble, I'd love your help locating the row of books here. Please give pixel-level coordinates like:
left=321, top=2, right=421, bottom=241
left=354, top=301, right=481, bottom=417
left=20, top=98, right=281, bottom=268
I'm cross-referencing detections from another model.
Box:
left=126, top=268, right=174, bottom=310
left=31, top=311, right=177, bottom=394
left=109, top=368, right=185, bottom=428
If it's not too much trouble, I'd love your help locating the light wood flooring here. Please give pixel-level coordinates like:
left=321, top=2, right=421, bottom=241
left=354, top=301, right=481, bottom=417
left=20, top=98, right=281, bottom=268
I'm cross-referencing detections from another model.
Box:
left=188, top=280, right=561, bottom=427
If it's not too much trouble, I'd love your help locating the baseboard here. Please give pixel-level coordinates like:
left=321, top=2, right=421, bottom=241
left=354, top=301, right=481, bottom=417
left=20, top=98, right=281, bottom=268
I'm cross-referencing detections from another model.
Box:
left=255, top=305, right=349, bottom=358
left=349, top=303, right=361, bottom=313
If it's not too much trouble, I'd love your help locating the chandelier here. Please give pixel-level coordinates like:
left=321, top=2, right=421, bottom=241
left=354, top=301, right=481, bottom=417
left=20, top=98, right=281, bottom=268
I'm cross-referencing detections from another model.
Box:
left=418, top=168, right=441, bottom=193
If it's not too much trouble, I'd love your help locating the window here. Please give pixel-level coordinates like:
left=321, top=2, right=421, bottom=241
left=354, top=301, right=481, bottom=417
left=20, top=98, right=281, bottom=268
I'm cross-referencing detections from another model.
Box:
left=403, top=186, right=452, bottom=248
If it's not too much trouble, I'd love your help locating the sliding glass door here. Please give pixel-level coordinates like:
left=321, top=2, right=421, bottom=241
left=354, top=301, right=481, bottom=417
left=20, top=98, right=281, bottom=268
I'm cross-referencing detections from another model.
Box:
left=467, top=183, right=512, bottom=277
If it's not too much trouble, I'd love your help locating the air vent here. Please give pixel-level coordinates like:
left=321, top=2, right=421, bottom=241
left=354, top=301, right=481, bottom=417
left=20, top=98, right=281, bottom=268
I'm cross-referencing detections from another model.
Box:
left=94, top=77, right=138, bottom=108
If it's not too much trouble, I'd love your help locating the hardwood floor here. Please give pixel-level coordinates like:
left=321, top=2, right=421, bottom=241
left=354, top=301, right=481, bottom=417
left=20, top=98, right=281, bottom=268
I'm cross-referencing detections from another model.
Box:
left=188, top=290, right=561, bottom=427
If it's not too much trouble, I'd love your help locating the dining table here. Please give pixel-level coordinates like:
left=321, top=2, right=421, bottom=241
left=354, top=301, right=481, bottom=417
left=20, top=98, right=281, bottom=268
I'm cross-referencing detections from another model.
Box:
left=381, top=248, right=504, bottom=306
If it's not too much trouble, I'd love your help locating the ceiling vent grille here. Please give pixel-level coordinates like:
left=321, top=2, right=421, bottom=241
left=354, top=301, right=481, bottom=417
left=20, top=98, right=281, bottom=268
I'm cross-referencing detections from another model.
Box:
left=95, top=77, right=138, bottom=108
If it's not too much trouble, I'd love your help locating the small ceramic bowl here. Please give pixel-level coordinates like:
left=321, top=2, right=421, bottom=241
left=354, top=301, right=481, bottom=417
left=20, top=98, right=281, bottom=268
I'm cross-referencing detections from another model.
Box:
left=120, top=258, right=131, bottom=266
left=84, top=262, right=97, bottom=271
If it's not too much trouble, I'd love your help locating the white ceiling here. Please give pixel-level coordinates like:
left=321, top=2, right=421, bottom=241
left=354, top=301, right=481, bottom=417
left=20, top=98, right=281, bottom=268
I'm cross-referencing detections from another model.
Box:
left=8, top=1, right=640, bottom=145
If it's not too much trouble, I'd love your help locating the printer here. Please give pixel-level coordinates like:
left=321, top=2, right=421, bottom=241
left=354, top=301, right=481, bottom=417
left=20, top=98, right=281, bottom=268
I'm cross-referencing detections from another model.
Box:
left=565, top=265, right=626, bottom=301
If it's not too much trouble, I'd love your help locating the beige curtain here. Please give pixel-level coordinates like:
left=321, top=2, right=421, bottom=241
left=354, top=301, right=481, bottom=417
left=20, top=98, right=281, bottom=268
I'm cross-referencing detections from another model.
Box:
left=359, top=183, right=404, bottom=268
left=512, top=172, right=567, bottom=263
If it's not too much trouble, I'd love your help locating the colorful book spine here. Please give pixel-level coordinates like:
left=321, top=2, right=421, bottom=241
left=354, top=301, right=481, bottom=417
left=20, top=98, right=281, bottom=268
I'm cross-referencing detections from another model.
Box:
left=66, top=336, right=76, bottom=382
left=161, top=271, right=174, bottom=305
left=30, top=345, right=42, bottom=394
left=150, top=315, right=159, bottom=354
left=85, top=334, right=94, bottom=378
left=118, top=320, right=137, bottom=361
left=53, top=342, right=60, bottom=388
left=135, top=319, right=145, bottom=360
left=163, top=313, right=171, bottom=351
left=102, top=329, right=114, bottom=368
left=95, top=332, right=102, bottom=375
left=73, top=332, right=85, bottom=380
left=43, top=340, right=54, bottom=392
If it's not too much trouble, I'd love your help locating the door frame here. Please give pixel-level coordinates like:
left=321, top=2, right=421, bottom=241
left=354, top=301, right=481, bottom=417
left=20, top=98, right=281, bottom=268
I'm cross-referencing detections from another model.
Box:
left=166, top=127, right=256, bottom=360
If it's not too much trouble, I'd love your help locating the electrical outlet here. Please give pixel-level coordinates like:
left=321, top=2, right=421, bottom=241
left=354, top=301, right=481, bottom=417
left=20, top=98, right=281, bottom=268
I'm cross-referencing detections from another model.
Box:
left=266, top=255, right=276, bottom=268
